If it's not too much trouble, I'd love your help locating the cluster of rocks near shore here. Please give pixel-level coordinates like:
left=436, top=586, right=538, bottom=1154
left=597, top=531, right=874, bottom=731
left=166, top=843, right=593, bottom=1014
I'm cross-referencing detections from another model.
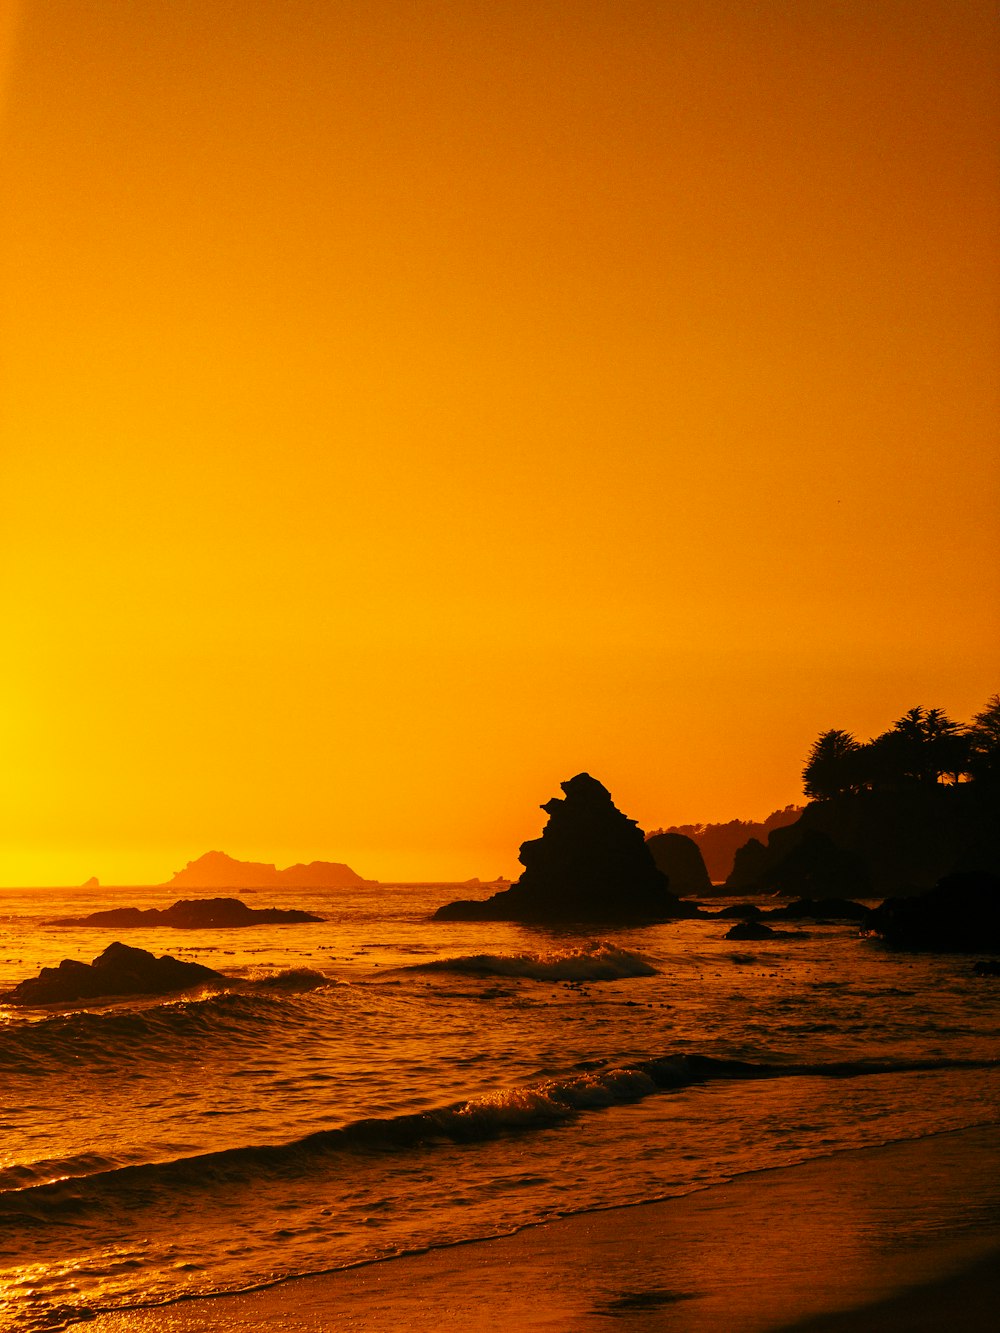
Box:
left=434, top=773, right=1000, bottom=962
left=5, top=773, right=997, bottom=1006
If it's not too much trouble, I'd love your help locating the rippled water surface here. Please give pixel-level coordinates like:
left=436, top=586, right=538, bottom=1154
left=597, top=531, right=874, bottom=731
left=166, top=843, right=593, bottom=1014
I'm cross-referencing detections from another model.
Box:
left=1, top=882, right=997, bottom=1330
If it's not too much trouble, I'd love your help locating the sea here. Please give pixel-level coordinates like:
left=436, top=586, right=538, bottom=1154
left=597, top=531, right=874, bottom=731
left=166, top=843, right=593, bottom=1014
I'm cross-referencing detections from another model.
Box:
left=1, top=880, right=998, bottom=1331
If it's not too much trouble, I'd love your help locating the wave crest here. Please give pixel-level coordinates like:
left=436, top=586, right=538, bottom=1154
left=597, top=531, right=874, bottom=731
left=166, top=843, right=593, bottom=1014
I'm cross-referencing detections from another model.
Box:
left=0, top=971, right=333, bottom=1072
left=3, top=1052, right=991, bottom=1223
left=406, top=942, right=657, bottom=982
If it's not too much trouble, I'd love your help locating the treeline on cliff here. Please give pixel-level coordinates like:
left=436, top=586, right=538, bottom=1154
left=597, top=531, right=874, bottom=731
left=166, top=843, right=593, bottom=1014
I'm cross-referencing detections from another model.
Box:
left=727, top=696, right=999, bottom=898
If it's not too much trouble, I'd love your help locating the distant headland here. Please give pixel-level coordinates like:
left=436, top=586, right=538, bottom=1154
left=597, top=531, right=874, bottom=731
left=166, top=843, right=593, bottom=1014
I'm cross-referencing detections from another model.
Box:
left=165, top=850, right=371, bottom=890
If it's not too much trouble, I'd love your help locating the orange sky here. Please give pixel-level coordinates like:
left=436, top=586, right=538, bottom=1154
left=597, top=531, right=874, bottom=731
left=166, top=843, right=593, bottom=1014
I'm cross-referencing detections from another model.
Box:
left=2, top=0, right=998, bottom=886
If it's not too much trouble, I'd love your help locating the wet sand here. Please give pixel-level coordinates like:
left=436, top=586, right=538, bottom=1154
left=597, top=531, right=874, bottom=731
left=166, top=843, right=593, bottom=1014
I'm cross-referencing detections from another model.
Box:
left=93, top=1124, right=1000, bottom=1332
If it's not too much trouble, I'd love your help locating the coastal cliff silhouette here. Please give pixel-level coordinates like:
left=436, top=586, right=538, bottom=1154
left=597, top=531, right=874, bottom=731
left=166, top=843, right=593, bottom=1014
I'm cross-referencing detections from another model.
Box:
left=725, top=698, right=1000, bottom=898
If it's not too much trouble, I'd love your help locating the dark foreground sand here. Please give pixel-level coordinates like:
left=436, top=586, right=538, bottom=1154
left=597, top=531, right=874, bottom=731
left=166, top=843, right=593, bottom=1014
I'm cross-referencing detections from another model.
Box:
left=94, top=1124, right=1000, bottom=1332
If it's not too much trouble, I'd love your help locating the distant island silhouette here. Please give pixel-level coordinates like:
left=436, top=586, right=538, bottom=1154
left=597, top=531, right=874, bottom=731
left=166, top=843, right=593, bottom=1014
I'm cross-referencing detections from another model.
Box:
left=166, top=850, right=369, bottom=889
left=435, top=773, right=692, bottom=923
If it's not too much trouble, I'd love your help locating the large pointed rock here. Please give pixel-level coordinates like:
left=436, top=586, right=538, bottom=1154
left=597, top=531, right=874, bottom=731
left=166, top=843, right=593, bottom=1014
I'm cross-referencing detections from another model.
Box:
left=435, top=773, right=688, bottom=922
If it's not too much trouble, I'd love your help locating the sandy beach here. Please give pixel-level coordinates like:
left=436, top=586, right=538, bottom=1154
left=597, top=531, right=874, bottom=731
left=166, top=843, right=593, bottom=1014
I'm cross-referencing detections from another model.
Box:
left=91, top=1123, right=1000, bottom=1332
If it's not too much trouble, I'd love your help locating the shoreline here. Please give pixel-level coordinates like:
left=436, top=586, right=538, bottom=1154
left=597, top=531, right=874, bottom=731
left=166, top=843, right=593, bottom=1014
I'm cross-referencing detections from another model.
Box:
left=91, top=1122, right=1000, bottom=1331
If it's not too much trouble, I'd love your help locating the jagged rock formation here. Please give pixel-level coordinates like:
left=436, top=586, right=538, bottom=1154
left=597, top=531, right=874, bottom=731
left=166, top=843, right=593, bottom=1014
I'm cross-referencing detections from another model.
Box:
left=81, top=876, right=99, bottom=889
left=865, top=872, right=1000, bottom=951
left=645, top=831, right=712, bottom=896
left=54, top=897, right=323, bottom=928
left=166, top=851, right=367, bottom=889
left=3, top=942, right=223, bottom=1005
left=434, top=773, right=688, bottom=923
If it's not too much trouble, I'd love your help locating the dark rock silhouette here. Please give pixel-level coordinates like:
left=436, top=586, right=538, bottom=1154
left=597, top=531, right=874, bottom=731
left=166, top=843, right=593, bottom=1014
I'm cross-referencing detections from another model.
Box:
left=54, top=896, right=323, bottom=928
left=973, top=960, right=1000, bottom=977
left=725, top=787, right=1000, bottom=898
left=729, top=828, right=871, bottom=899
left=726, top=837, right=769, bottom=891
left=713, top=903, right=763, bottom=920
left=649, top=806, right=802, bottom=884
left=434, top=773, right=688, bottom=923
left=645, top=832, right=712, bottom=896
left=865, top=872, right=1000, bottom=952
left=167, top=851, right=367, bottom=889
left=3, top=942, right=223, bottom=1005
left=724, top=921, right=798, bottom=941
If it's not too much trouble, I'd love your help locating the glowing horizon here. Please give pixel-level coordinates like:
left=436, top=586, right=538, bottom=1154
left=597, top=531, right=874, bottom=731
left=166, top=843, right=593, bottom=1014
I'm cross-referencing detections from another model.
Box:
left=2, top=0, right=997, bottom=888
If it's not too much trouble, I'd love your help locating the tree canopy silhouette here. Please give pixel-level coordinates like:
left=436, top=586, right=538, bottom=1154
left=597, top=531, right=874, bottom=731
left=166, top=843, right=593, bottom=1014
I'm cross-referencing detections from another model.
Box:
left=802, top=697, right=995, bottom=799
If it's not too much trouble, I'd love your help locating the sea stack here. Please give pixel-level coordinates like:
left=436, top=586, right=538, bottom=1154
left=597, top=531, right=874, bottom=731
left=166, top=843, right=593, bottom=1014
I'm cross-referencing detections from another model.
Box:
left=435, top=773, right=686, bottom=922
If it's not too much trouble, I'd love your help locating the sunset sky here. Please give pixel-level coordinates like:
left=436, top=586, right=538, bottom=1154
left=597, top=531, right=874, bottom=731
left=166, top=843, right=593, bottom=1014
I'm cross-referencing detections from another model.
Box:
left=1, top=0, right=997, bottom=886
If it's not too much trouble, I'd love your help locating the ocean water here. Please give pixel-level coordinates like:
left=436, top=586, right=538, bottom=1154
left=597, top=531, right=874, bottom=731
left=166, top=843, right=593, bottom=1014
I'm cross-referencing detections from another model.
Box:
left=1, top=881, right=997, bottom=1331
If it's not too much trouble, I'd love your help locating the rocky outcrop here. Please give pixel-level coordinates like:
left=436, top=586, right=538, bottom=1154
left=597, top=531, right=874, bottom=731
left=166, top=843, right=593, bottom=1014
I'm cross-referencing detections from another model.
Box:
left=645, top=832, right=712, bottom=896
left=865, top=872, right=1000, bottom=952
left=651, top=807, right=802, bottom=884
left=725, top=787, right=1000, bottom=898
left=81, top=876, right=99, bottom=889
left=54, top=897, right=323, bottom=928
left=728, top=828, right=871, bottom=899
left=166, top=851, right=367, bottom=889
left=726, top=837, right=769, bottom=891
left=3, top=942, right=223, bottom=1005
left=435, top=774, right=688, bottom=923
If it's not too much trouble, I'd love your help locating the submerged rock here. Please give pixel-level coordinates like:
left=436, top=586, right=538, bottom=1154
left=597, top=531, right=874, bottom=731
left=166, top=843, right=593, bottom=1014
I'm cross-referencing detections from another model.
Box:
left=54, top=896, right=323, bottom=928
left=865, top=872, right=1000, bottom=952
left=725, top=921, right=786, bottom=941
left=435, top=773, right=688, bottom=923
left=3, top=942, right=223, bottom=1005
left=645, top=831, right=712, bottom=896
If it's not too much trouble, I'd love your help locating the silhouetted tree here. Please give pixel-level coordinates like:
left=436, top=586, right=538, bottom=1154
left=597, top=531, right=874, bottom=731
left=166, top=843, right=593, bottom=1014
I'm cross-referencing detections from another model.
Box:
left=801, top=700, right=996, bottom=799
left=967, top=694, right=1000, bottom=782
left=803, top=729, right=860, bottom=799
left=923, top=707, right=968, bottom=784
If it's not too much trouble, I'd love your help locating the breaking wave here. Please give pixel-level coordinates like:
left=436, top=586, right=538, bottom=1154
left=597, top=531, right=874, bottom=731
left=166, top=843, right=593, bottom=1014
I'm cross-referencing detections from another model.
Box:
left=404, top=942, right=657, bottom=982
left=2, top=1051, right=992, bottom=1223
left=0, top=970, right=333, bottom=1072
